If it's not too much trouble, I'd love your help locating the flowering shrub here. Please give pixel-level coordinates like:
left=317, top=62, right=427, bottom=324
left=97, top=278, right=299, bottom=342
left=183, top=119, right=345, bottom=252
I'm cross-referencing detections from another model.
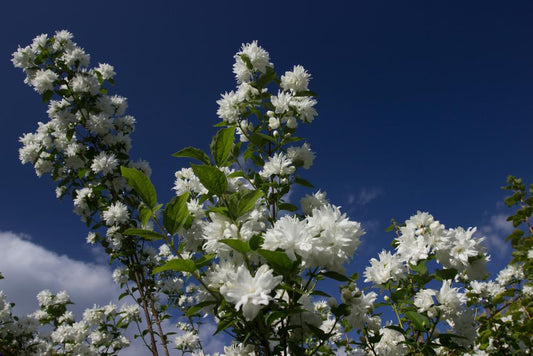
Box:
left=4, top=31, right=531, bottom=355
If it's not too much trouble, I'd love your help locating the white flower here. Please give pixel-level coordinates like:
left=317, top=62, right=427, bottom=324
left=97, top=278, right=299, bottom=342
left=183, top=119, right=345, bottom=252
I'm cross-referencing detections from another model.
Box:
left=31, top=69, right=58, bottom=94
left=223, top=343, right=255, bottom=356
left=496, top=263, right=524, bottom=285
left=281, top=65, right=311, bottom=92
left=70, top=73, right=99, bottom=95
left=217, top=91, right=243, bottom=123
left=90, top=152, right=118, bottom=175
left=95, top=63, right=116, bottom=80
left=364, top=250, right=404, bottom=285
left=263, top=215, right=314, bottom=261
left=300, top=191, right=328, bottom=215
left=220, top=265, right=282, bottom=321
left=175, top=331, right=200, bottom=350
left=259, top=153, right=295, bottom=178
left=11, top=45, right=35, bottom=69
left=103, top=202, right=129, bottom=226
left=63, top=48, right=90, bottom=67
left=271, top=90, right=293, bottom=115
left=344, top=287, right=379, bottom=330
left=437, top=280, right=465, bottom=315
left=287, top=143, right=315, bottom=169
left=374, top=328, right=407, bottom=356
left=294, top=96, right=318, bottom=123
left=414, top=289, right=437, bottom=313
left=233, top=41, right=272, bottom=83
left=306, top=204, right=364, bottom=271
left=173, top=168, right=208, bottom=196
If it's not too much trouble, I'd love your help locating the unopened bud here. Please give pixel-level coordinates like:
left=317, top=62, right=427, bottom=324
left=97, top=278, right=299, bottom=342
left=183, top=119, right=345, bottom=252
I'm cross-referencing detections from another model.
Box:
left=384, top=295, right=390, bottom=301
left=327, top=297, right=338, bottom=308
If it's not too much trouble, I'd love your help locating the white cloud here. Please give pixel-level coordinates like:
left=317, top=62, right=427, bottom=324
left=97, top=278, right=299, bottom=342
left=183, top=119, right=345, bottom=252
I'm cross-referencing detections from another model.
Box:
left=479, top=214, right=513, bottom=259
left=356, top=187, right=383, bottom=206
left=0, top=231, right=229, bottom=355
left=0, top=230, right=120, bottom=317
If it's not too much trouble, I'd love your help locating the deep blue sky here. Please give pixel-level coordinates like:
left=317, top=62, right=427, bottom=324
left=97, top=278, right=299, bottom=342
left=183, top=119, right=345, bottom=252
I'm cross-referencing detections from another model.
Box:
left=2, top=0, right=532, bottom=278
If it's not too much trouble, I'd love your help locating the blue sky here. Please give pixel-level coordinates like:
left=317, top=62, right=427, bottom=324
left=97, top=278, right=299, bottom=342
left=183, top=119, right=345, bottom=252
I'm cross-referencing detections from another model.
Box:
left=1, top=0, right=532, bottom=349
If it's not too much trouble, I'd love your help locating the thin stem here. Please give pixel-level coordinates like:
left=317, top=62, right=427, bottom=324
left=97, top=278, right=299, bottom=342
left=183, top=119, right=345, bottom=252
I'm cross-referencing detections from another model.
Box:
left=131, top=259, right=159, bottom=355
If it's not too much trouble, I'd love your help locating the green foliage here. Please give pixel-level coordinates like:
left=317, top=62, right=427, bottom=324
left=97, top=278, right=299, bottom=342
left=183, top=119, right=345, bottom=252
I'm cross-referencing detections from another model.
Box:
left=163, top=193, right=190, bottom=236
left=120, top=166, right=157, bottom=209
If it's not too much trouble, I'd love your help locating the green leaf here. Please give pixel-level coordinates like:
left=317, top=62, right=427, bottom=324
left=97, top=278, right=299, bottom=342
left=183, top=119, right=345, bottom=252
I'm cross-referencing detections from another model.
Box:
left=320, top=270, right=352, bottom=282
left=121, top=166, right=157, bottom=209
left=294, top=176, right=314, bottom=188
left=42, top=90, right=54, bottom=103
left=307, top=323, right=327, bottom=340
left=139, top=207, right=152, bottom=226
left=434, top=268, right=458, bottom=281
left=215, top=316, right=238, bottom=335
left=194, top=254, right=216, bottom=268
left=258, top=249, right=294, bottom=272
left=123, top=228, right=165, bottom=241
left=311, top=290, right=331, bottom=298
left=278, top=203, right=298, bottom=212
left=153, top=259, right=196, bottom=274
left=405, top=311, right=430, bottom=331
left=172, top=146, right=211, bottom=164
left=238, top=189, right=264, bottom=216
left=220, top=239, right=251, bottom=254
left=409, top=260, right=428, bottom=275
left=210, top=127, right=236, bottom=166
left=163, top=193, right=190, bottom=235
left=249, top=235, right=264, bottom=250
left=191, top=164, right=227, bottom=196
left=185, top=301, right=217, bottom=317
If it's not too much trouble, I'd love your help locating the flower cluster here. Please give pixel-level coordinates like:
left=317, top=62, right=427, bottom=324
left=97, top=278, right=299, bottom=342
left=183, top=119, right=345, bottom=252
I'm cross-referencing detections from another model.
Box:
left=10, top=32, right=533, bottom=356
left=0, top=287, right=137, bottom=355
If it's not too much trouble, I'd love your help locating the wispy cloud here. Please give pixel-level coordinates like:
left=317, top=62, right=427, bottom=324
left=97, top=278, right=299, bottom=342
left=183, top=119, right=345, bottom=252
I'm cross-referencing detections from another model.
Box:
left=479, top=214, right=513, bottom=259
left=352, top=187, right=383, bottom=206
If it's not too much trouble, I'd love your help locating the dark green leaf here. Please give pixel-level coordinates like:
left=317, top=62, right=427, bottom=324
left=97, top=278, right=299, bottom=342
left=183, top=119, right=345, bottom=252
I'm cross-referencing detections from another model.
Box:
left=434, top=268, right=458, bottom=281
left=311, top=290, right=331, bottom=298
left=220, top=239, right=251, bottom=254
left=210, top=127, right=235, bottom=166
left=123, top=228, right=165, bottom=241
left=320, top=270, right=352, bottom=282
left=215, top=317, right=238, bottom=334
left=163, top=193, right=190, bottom=235
left=258, top=249, right=294, bottom=272
left=307, top=323, right=327, bottom=340
left=191, top=164, right=227, bottom=196
left=294, top=176, right=314, bottom=188
left=172, top=147, right=211, bottom=164
left=278, top=203, right=298, bottom=212
left=153, top=259, right=196, bottom=274
left=121, top=166, right=157, bottom=209
left=249, top=235, right=264, bottom=250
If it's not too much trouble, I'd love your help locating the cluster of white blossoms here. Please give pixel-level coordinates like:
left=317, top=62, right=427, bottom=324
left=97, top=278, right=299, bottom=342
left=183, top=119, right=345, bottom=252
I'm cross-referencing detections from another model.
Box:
left=13, top=32, right=532, bottom=355
left=0, top=288, right=138, bottom=355
left=217, top=41, right=317, bottom=144
left=13, top=30, right=149, bottom=245
left=263, top=202, right=364, bottom=272
left=365, top=211, right=488, bottom=286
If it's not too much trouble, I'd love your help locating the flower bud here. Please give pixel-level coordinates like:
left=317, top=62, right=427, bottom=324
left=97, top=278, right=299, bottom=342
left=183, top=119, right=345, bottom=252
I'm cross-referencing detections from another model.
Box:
left=327, top=297, right=338, bottom=308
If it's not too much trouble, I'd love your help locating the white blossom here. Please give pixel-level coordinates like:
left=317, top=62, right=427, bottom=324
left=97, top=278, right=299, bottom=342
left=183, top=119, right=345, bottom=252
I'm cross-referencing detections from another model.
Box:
left=220, top=265, right=282, bottom=321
